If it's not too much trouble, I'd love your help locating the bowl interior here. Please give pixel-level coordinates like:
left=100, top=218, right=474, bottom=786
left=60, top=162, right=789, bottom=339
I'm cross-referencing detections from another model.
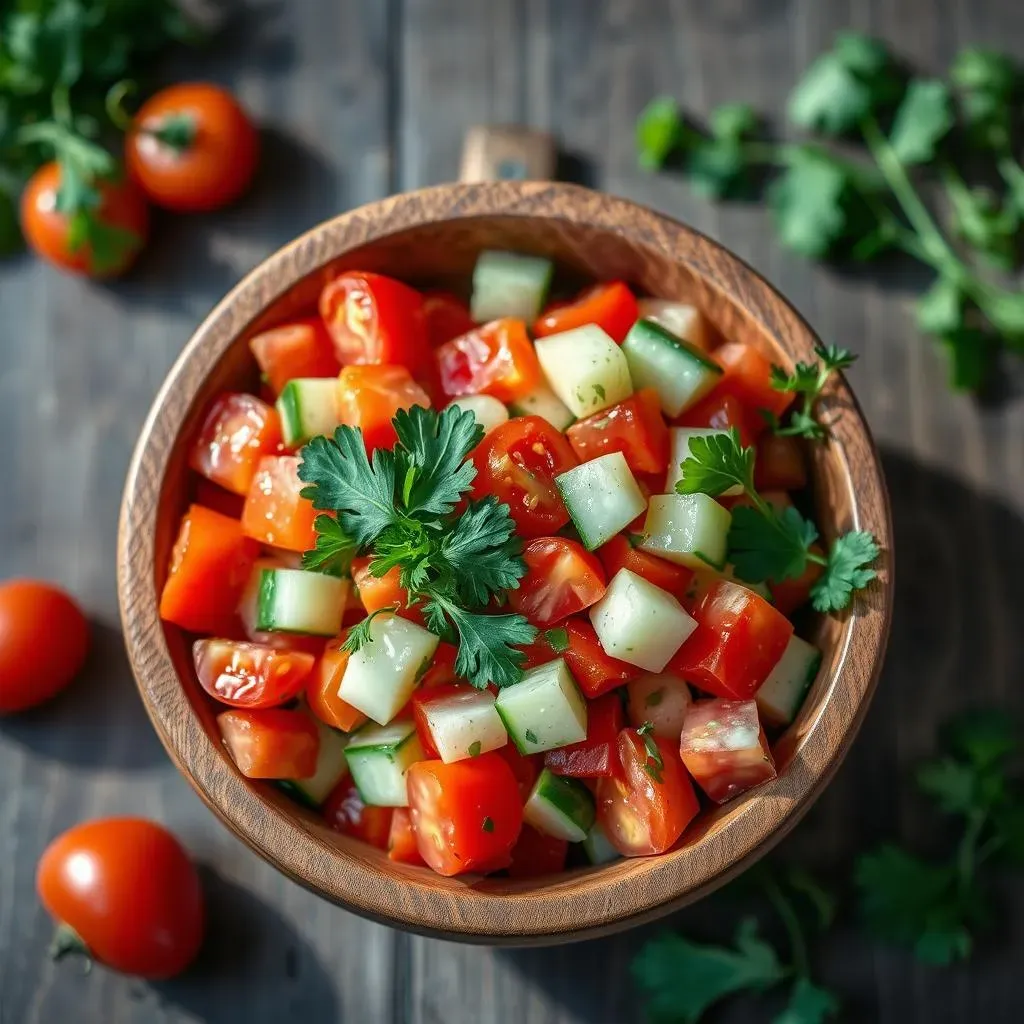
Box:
left=124, top=183, right=890, bottom=942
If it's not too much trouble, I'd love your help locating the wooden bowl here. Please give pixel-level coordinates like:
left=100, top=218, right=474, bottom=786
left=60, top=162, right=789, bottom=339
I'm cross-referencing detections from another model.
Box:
left=118, top=181, right=892, bottom=944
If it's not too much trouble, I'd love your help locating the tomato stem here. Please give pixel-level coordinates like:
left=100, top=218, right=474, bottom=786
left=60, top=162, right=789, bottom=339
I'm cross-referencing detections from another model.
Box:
left=49, top=923, right=92, bottom=973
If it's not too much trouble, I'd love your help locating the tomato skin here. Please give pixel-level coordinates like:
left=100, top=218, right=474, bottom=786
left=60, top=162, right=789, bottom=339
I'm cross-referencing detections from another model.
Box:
left=597, top=729, right=700, bottom=856
left=534, top=282, right=639, bottom=344
left=494, top=742, right=541, bottom=801
left=679, top=699, right=776, bottom=803
left=0, top=581, right=89, bottom=714
left=161, top=505, right=259, bottom=634
left=561, top=618, right=638, bottom=698
left=597, top=534, right=693, bottom=603
left=470, top=416, right=578, bottom=538
left=712, top=342, right=795, bottom=419
left=21, top=162, right=149, bottom=277
left=37, top=819, right=203, bottom=979
left=508, top=825, right=569, bottom=878
left=422, top=291, right=476, bottom=347
left=388, top=808, right=426, bottom=866
left=193, top=639, right=314, bottom=708
left=320, top=272, right=428, bottom=372
left=436, top=318, right=541, bottom=403
left=566, top=388, right=669, bottom=476
left=754, top=435, right=808, bottom=492
left=189, top=393, right=282, bottom=495
left=544, top=692, right=624, bottom=777
left=669, top=580, right=794, bottom=700
left=324, top=780, right=392, bottom=849
left=677, top=391, right=763, bottom=447
left=241, top=455, right=317, bottom=553
left=508, top=537, right=607, bottom=626
left=407, top=754, right=523, bottom=876
left=769, top=544, right=824, bottom=615
left=337, top=364, right=431, bottom=452
left=217, top=708, right=319, bottom=778
left=306, top=634, right=368, bottom=732
left=249, top=318, right=340, bottom=395
left=126, top=83, right=257, bottom=212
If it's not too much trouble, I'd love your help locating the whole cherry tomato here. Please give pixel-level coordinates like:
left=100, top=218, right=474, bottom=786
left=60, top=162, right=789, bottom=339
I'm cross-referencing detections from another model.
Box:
left=37, top=819, right=204, bottom=978
left=21, top=162, right=149, bottom=277
left=126, top=83, right=259, bottom=212
left=0, top=580, right=89, bottom=714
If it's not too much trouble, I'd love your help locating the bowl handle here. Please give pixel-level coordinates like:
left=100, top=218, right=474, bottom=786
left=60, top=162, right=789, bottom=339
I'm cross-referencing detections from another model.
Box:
left=458, top=125, right=556, bottom=182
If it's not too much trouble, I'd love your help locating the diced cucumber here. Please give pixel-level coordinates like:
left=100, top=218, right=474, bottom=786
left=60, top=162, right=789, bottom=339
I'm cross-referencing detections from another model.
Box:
left=471, top=250, right=553, bottom=322
left=524, top=769, right=596, bottom=842
left=582, top=820, right=622, bottom=865
left=756, top=635, right=822, bottom=727
left=338, top=614, right=440, bottom=725
left=589, top=568, right=697, bottom=672
left=621, top=318, right=722, bottom=417
left=555, top=452, right=647, bottom=550
left=507, top=382, right=575, bottom=431
left=276, top=378, right=341, bottom=447
left=256, top=568, right=348, bottom=636
left=635, top=299, right=709, bottom=351
left=666, top=428, right=742, bottom=496
left=237, top=555, right=298, bottom=639
left=282, top=719, right=350, bottom=805
left=534, top=324, right=633, bottom=417
left=494, top=658, right=588, bottom=755
left=446, top=395, right=509, bottom=435
left=419, top=689, right=507, bottom=763
left=344, top=720, right=424, bottom=807
left=640, top=493, right=732, bottom=571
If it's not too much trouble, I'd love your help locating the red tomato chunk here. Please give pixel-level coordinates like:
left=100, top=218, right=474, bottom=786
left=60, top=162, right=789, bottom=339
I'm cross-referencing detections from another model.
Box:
left=194, top=639, right=314, bottom=708
left=676, top=391, right=763, bottom=447
left=241, top=455, right=318, bottom=553
left=712, top=342, right=795, bottom=420
left=561, top=618, right=639, bottom=698
left=388, top=808, right=426, bottom=866
left=337, top=364, right=431, bottom=453
left=218, top=708, right=319, bottom=779
left=597, top=534, right=693, bottom=603
left=534, top=282, right=639, bottom=344
left=436, top=318, right=541, bottom=403
left=249, top=318, right=340, bottom=395
left=544, top=692, right=624, bottom=777
left=324, top=780, right=392, bottom=849
left=422, top=291, right=476, bottom=348
left=567, top=388, right=669, bottom=476
left=189, top=393, right=282, bottom=495
left=508, top=825, right=569, bottom=878
left=508, top=537, right=607, bottom=626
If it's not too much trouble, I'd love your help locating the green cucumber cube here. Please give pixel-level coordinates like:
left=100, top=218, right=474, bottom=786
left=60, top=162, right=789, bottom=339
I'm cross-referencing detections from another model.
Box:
left=419, top=689, right=508, bottom=763
left=535, top=324, right=634, bottom=417
left=555, top=452, right=647, bottom=550
left=471, top=250, right=553, bottom=322
left=756, top=635, right=822, bottom=727
left=256, top=568, right=348, bottom=636
left=344, top=720, right=424, bottom=807
left=495, top=659, right=588, bottom=755
left=640, top=493, right=732, bottom=570
left=524, top=769, right=596, bottom=842
left=277, top=378, right=342, bottom=447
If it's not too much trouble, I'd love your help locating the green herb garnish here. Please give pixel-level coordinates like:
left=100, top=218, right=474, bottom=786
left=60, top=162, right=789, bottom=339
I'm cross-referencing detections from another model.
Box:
left=767, top=345, right=857, bottom=439
left=544, top=627, right=570, bottom=654
left=636, top=722, right=665, bottom=783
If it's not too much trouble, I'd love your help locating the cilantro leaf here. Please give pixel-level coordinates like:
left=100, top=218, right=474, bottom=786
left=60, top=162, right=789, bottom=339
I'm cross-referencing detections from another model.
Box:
left=939, top=327, right=997, bottom=392
left=676, top=427, right=753, bottom=497
left=340, top=606, right=398, bottom=654
left=950, top=49, right=1019, bottom=151
left=729, top=504, right=817, bottom=584
left=636, top=722, right=665, bottom=783
left=769, top=344, right=856, bottom=439
left=303, top=515, right=357, bottom=575
left=888, top=79, right=954, bottom=165
left=544, top=627, right=569, bottom=654
left=438, top=496, right=525, bottom=605
left=774, top=977, right=839, bottom=1024
left=632, top=919, right=786, bottom=1024
left=636, top=96, right=683, bottom=171
left=946, top=708, right=1018, bottom=767
left=809, top=530, right=879, bottom=612
left=945, top=179, right=1018, bottom=270
left=769, top=148, right=852, bottom=258
left=916, top=276, right=966, bottom=335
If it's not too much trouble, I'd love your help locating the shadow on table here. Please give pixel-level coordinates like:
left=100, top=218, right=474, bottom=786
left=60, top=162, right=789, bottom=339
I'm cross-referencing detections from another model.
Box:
left=497, top=446, right=1024, bottom=1022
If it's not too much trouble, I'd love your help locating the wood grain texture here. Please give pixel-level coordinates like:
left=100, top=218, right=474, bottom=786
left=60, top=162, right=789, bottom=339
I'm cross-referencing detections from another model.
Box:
left=3, top=0, right=1024, bottom=1020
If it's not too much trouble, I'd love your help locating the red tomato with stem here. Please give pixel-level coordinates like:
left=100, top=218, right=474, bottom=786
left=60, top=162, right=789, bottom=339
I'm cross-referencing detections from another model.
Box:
left=388, top=808, right=426, bottom=866
left=407, top=754, right=523, bottom=876
left=566, top=388, right=669, bottom=476
left=240, top=455, right=318, bottom=553
left=470, top=416, right=578, bottom=538
left=323, top=780, right=392, bottom=849
left=37, top=819, right=203, bottom=979
left=669, top=580, right=793, bottom=700
left=0, top=581, right=89, bottom=714
left=597, top=728, right=699, bottom=856
left=754, top=435, right=808, bottom=492
left=534, top=282, right=639, bottom=344
left=597, top=534, right=694, bottom=603
left=189, top=393, right=282, bottom=496
left=508, top=825, right=569, bottom=878
left=21, top=162, right=149, bottom=278
left=544, top=692, right=624, bottom=777
left=435, top=318, right=541, bottom=403
left=193, top=639, right=314, bottom=708
left=337, top=364, right=431, bottom=452
left=508, top=537, right=607, bottom=626
left=560, top=618, right=639, bottom=698
left=676, top=391, right=763, bottom=447
left=217, top=708, right=319, bottom=778
left=712, top=342, right=795, bottom=419
left=306, top=634, right=368, bottom=732
left=422, top=291, right=476, bottom=347
left=126, top=83, right=258, bottom=212
left=249, top=318, right=340, bottom=395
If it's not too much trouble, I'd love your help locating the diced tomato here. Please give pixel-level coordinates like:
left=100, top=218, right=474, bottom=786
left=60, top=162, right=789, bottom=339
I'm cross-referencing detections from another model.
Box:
left=337, top=364, right=431, bottom=453
left=597, top=728, right=699, bottom=856
left=407, top=753, right=523, bottom=876
left=566, top=388, right=669, bottom=476
left=241, top=455, right=317, bottom=553
left=754, top=435, right=808, bottom=491
left=712, top=342, right=795, bottom=419
left=249, top=318, right=340, bottom=395
left=351, top=556, right=426, bottom=626
left=306, top=634, right=367, bottom=732
left=189, top=393, right=282, bottom=495
left=533, top=282, right=639, bottom=344
left=597, top=534, right=694, bottom=602
left=435, top=318, right=541, bottom=404
left=508, top=825, right=569, bottom=878
left=319, top=271, right=428, bottom=374
left=626, top=672, right=693, bottom=739
left=679, top=698, right=777, bottom=803
left=470, top=416, right=578, bottom=538
left=411, top=682, right=473, bottom=759
left=194, top=478, right=246, bottom=519
left=388, top=808, right=426, bottom=865
left=494, top=742, right=541, bottom=801
left=508, top=537, right=607, bottom=626
left=418, top=641, right=461, bottom=689
left=193, top=639, right=314, bottom=708
left=676, top=391, right=763, bottom=447
left=217, top=708, right=319, bottom=779
left=769, top=544, right=824, bottom=615
left=160, top=504, right=259, bottom=634
left=561, top=618, right=638, bottom=698
left=423, top=291, right=476, bottom=348
left=544, top=692, right=624, bottom=777
left=323, top=780, right=392, bottom=849
left=669, top=580, right=793, bottom=700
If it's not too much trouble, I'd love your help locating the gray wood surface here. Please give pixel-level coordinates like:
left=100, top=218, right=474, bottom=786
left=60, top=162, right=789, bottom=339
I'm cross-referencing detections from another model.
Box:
left=2, top=1, right=1024, bottom=1021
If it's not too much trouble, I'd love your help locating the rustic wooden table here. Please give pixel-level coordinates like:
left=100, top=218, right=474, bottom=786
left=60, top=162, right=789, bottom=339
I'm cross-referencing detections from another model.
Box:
left=3, top=1, right=1024, bottom=1021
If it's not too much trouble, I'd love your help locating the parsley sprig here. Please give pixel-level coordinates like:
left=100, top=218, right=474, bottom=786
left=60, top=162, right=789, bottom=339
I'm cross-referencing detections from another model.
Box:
left=298, top=405, right=536, bottom=689
left=676, top=429, right=879, bottom=611
left=767, top=344, right=856, bottom=440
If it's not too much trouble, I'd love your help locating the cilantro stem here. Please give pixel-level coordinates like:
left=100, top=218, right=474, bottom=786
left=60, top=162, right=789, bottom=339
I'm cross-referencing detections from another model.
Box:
left=955, top=808, right=987, bottom=893
left=762, top=874, right=810, bottom=978
left=806, top=551, right=828, bottom=567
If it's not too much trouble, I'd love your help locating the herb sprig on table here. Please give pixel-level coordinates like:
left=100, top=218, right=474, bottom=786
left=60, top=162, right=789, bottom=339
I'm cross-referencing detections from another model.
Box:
left=636, top=33, right=1024, bottom=391
left=298, top=405, right=536, bottom=689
